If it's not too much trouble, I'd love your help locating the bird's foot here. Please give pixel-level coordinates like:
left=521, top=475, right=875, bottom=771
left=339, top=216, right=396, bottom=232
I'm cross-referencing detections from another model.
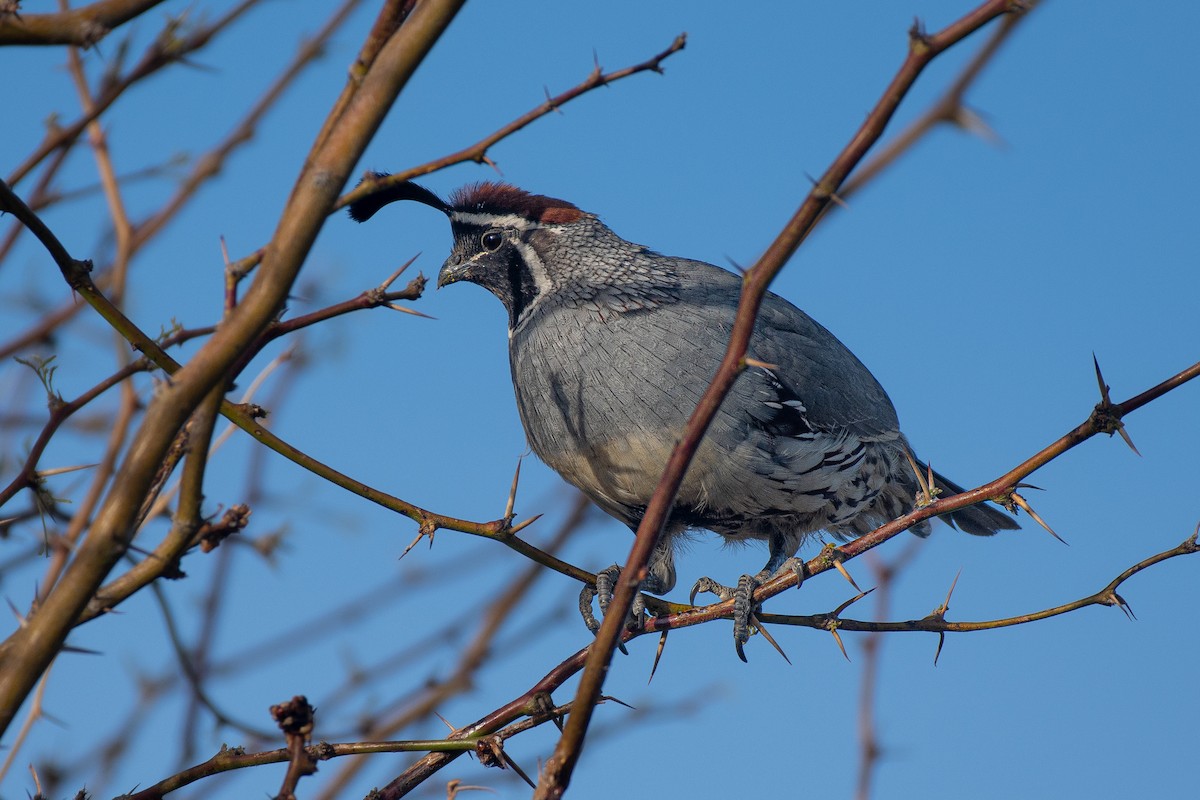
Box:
left=578, top=564, right=649, bottom=645
left=690, top=558, right=804, bottom=661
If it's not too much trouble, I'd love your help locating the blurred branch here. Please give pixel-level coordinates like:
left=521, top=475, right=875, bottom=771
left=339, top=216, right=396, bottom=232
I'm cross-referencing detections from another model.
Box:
left=0, top=661, right=53, bottom=785
left=0, top=0, right=467, bottom=740
left=124, top=494, right=591, bottom=800
left=133, top=0, right=363, bottom=249
left=314, top=495, right=590, bottom=799
left=0, top=0, right=266, bottom=361
left=855, top=544, right=919, bottom=800
left=0, top=356, right=143, bottom=511
left=371, top=485, right=1199, bottom=799
left=1, top=0, right=352, bottom=372
left=839, top=9, right=1031, bottom=203
left=0, top=183, right=575, bottom=598
left=311, top=0, right=417, bottom=156
left=538, top=4, right=1029, bottom=797
left=0, top=0, right=167, bottom=46
left=147, top=580, right=277, bottom=741
left=6, top=0, right=263, bottom=187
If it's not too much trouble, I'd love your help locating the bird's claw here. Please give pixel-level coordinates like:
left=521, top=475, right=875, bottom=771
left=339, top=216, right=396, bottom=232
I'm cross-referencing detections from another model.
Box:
left=691, top=558, right=804, bottom=661
left=578, top=564, right=647, bottom=652
left=690, top=572, right=762, bottom=662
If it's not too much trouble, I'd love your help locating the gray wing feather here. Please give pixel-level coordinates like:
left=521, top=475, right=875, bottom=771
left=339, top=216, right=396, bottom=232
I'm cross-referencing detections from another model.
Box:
left=668, top=257, right=900, bottom=441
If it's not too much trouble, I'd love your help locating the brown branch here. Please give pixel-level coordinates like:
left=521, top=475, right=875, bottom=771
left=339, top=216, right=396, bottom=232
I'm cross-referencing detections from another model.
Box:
left=0, top=143, right=71, bottom=266
left=337, top=32, right=688, bottom=212
left=271, top=696, right=318, bottom=800
left=536, top=4, right=1027, bottom=797
left=758, top=529, right=1199, bottom=636
left=314, top=495, right=590, bottom=800
left=0, top=0, right=166, bottom=46
left=369, top=504, right=1198, bottom=799
left=0, top=0, right=467, bottom=740
left=0, top=183, right=571, bottom=608
left=311, top=0, right=417, bottom=157
left=125, top=737, right=478, bottom=800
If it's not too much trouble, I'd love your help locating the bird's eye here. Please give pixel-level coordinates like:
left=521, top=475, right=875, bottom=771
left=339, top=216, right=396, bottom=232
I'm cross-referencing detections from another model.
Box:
left=481, top=230, right=503, bottom=251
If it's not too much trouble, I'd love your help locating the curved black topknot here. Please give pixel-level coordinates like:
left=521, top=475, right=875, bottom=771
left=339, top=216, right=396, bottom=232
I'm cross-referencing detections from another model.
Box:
left=347, top=172, right=449, bottom=222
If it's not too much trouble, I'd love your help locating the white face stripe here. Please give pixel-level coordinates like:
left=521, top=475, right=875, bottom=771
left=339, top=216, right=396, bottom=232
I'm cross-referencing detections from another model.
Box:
left=506, top=239, right=551, bottom=336
left=448, top=208, right=558, bottom=334
left=449, top=211, right=536, bottom=229
left=513, top=239, right=552, bottom=299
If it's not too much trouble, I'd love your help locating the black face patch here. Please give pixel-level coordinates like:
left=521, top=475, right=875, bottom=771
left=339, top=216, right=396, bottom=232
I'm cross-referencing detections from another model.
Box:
left=445, top=224, right=541, bottom=327
left=505, top=247, right=537, bottom=324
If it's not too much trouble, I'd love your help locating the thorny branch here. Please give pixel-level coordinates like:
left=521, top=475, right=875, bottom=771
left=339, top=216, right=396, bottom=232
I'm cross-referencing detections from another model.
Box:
left=2, top=1, right=1195, bottom=797
left=338, top=32, right=687, bottom=209
left=839, top=9, right=1031, bottom=203
left=644, top=356, right=1200, bottom=636
left=373, top=359, right=1200, bottom=799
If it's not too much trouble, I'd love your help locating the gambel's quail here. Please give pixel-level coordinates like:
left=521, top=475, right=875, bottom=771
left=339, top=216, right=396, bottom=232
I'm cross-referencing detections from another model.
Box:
left=351, top=178, right=1018, bottom=658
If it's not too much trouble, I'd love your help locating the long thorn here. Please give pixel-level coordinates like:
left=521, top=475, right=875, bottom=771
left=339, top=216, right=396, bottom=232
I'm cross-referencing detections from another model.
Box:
left=500, top=750, right=536, bottom=789
left=380, top=254, right=419, bottom=290
left=1011, top=492, right=1066, bottom=545
left=36, top=463, right=99, bottom=478
left=831, top=589, right=875, bottom=619
left=903, top=448, right=928, bottom=502
left=934, top=568, right=963, bottom=617
left=507, top=513, right=543, bottom=535
left=648, top=630, right=668, bottom=683
left=504, top=458, right=522, bottom=521
left=386, top=302, right=434, bottom=319
left=1093, top=352, right=1111, bottom=403
left=743, top=356, right=779, bottom=371
left=750, top=614, right=792, bottom=664
left=833, top=557, right=863, bottom=593
left=1116, top=424, right=1142, bottom=457
left=829, top=625, right=850, bottom=661
left=599, top=693, right=636, bottom=711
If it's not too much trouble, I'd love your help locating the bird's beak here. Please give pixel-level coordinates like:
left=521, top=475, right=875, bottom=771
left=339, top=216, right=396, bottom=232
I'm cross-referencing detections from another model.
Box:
left=437, top=246, right=477, bottom=289
left=436, top=258, right=466, bottom=289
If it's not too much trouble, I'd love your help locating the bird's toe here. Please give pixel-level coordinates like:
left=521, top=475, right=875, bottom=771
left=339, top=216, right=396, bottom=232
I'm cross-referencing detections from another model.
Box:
left=578, top=564, right=650, bottom=651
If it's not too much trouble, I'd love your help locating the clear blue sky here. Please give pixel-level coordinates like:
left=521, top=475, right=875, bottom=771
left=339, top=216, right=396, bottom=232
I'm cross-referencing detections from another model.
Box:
left=2, top=2, right=1198, bottom=798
